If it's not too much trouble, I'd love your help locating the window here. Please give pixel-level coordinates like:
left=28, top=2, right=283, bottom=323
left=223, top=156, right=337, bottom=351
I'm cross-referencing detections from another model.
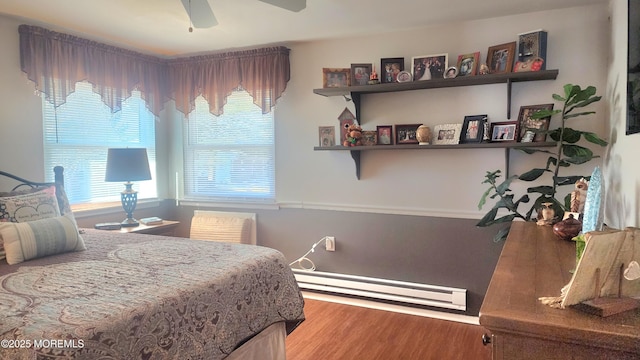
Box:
left=43, top=81, right=157, bottom=204
left=183, top=90, right=275, bottom=202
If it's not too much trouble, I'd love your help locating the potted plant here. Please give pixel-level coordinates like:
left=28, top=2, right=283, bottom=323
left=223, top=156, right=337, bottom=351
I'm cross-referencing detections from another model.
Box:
left=477, top=84, right=608, bottom=241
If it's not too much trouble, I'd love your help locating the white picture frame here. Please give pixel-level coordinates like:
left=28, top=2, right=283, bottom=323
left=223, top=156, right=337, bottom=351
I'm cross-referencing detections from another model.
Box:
left=433, top=123, right=462, bottom=145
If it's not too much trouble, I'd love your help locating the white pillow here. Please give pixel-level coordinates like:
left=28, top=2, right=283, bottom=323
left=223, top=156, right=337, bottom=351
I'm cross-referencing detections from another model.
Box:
left=1, top=213, right=85, bottom=265
left=0, top=185, right=61, bottom=223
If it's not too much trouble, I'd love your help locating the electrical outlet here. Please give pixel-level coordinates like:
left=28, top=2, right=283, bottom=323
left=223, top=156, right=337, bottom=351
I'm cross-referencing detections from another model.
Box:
left=325, top=236, right=335, bottom=251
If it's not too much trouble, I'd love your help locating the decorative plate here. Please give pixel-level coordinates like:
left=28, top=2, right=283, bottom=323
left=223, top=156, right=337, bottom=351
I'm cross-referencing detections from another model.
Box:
left=396, top=71, right=412, bottom=83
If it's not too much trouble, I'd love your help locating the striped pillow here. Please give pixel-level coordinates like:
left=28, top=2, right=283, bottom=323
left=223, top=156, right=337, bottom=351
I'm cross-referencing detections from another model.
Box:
left=0, top=213, right=85, bottom=265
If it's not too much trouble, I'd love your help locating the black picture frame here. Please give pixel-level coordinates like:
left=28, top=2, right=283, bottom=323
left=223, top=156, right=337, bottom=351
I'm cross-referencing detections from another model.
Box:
left=380, top=57, right=404, bottom=83
left=376, top=125, right=393, bottom=145
left=460, top=115, right=487, bottom=143
left=395, top=124, right=421, bottom=145
left=628, top=0, right=640, bottom=135
left=516, top=104, right=554, bottom=142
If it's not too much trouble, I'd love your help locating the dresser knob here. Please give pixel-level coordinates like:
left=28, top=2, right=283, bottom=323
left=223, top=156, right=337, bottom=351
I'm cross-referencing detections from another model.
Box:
left=482, top=333, right=492, bottom=346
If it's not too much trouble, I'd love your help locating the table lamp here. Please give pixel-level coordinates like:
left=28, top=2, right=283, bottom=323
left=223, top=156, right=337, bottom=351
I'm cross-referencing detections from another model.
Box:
left=105, top=148, right=151, bottom=227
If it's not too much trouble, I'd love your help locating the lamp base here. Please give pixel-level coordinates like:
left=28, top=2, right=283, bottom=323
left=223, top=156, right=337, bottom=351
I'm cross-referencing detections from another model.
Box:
left=121, top=218, right=140, bottom=227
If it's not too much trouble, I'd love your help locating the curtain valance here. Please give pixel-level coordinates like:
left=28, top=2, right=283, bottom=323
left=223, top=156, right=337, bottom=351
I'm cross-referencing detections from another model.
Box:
left=19, top=25, right=290, bottom=117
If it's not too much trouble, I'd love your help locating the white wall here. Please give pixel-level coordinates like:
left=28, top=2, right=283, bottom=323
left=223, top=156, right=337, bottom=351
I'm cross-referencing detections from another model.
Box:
left=605, top=0, right=640, bottom=229
left=276, top=4, right=609, bottom=219
left=0, top=4, right=612, bottom=222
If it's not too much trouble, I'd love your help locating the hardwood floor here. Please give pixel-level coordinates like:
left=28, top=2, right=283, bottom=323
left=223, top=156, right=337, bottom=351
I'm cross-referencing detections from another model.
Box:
left=286, top=298, right=492, bottom=360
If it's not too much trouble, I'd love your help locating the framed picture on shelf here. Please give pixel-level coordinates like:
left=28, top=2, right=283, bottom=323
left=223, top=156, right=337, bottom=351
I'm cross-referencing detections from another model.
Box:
left=490, top=121, right=519, bottom=142
left=323, top=68, right=350, bottom=88
left=486, top=42, right=516, bottom=74
left=433, top=123, right=462, bottom=145
left=411, top=53, right=448, bottom=81
left=456, top=52, right=480, bottom=76
left=361, top=130, right=377, bottom=146
left=350, top=63, right=372, bottom=86
left=444, top=66, right=458, bottom=79
left=517, top=104, right=554, bottom=142
left=460, top=115, right=487, bottom=143
left=381, top=58, right=404, bottom=83
left=395, top=124, right=421, bottom=144
left=376, top=125, right=393, bottom=145
left=318, top=126, right=335, bottom=147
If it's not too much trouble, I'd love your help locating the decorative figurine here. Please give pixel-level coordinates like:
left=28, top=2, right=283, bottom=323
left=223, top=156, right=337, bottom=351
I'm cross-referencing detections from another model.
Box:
left=536, top=202, right=557, bottom=226
left=553, top=213, right=582, bottom=241
left=479, top=63, right=490, bottom=75
left=570, top=178, right=589, bottom=213
left=416, top=125, right=431, bottom=145
left=367, top=65, right=380, bottom=85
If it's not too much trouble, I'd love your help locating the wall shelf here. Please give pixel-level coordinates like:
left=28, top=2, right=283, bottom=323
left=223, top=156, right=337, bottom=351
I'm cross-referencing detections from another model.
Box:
left=313, top=69, right=559, bottom=120
left=313, top=69, right=559, bottom=179
left=314, top=142, right=557, bottom=180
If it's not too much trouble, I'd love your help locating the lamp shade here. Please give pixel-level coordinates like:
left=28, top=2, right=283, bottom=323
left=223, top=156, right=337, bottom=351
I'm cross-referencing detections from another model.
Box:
left=105, top=148, right=152, bottom=182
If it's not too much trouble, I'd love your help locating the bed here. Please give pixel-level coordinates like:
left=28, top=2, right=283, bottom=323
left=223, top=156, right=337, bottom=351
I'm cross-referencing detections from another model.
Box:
left=0, top=167, right=305, bottom=359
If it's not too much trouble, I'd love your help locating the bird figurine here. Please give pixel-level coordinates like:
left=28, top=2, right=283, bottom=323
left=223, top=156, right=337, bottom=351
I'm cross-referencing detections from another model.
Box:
left=570, top=178, right=589, bottom=213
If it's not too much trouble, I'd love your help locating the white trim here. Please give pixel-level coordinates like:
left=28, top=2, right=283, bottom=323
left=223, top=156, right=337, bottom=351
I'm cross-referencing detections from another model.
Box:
left=276, top=201, right=483, bottom=219
left=72, top=199, right=161, bottom=219
left=179, top=200, right=280, bottom=210
left=301, top=291, right=479, bottom=326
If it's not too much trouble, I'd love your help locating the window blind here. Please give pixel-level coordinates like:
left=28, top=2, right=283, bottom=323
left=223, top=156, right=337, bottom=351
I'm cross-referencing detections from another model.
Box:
left=43, top=82, right=157, bottom=204
left=183, top=90, right=275, bottom=202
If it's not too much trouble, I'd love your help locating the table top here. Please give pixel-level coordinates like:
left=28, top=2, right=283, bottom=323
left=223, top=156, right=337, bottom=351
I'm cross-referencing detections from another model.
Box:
left=479, top=221, right=640, bottom=354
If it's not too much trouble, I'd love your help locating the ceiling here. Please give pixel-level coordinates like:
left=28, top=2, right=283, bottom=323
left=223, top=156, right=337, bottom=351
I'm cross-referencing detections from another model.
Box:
left=0, top=0, right=607, bottom=57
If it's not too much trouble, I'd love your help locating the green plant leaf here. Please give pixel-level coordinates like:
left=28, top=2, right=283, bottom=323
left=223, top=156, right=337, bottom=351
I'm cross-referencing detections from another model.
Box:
left=492, top=214, right=517, bottom=224
left=564, top=84, right=579, bottom=101
left=567, top=96, right=601, bottom=113
left=567, top=86, right=597, bottom=106
left=561, top=128, right=582, bottom=143
left=514, top=194, right=530, bottom=207
left=519, top=168, right=548, bottom=181
left=564, top=111, right=596, bottom=119
left=552, top=93, right=565, bottom=102
left=564, top=155, right=596, bottom=165
left=583, top=132, right=608, bottom=146
left=555, top=175, right=588, bottom=186
left=562, top=144, right=593, bottom=158
left=564, top=193, right=572, bottom=209
left=517, top=148, right=554, bottom=155
left=527, top=185, right=554, bottom=195
left=493, top=226, right=511, bottom=242
left=495, top=175, right=518, bottom=195
left=546, top=156, right=557, bottom=169
left=478, top=187, right=493, bottom=210
left=548, top=128, right=561, bottom=141
left=529, top=109, right=560, bottom=119
left=476, top=207, right=498, bottom=227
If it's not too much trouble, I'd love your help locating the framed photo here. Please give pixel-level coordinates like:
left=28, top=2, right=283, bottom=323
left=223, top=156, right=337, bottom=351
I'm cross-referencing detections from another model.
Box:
left=460, top=115, right=487, bottom=143
left=490, top=121, right=519, bottom=142
left=396, top=71, right=412, bottom=83
left=517, top=104, right=554, bottom=142
left=444, top=66, right=458, bottom=79
left=351, top=63, right=372, bottom=86
left=318, top=126, right=335, bottom=147
left=381, top=58, right=404, bottom=83
left=361, top=130, right=377, bottom=146
left=395, top=124, right=421, bottom=144
left=486, top=42, right=516, bottom=74
left=411, top=53, right=448, bottom=81
left=456, top=52, right=480, bottom=76
left=323, top=68, right=350, bottom=88
left=433, top=123, right=462, bottom=145
left=376, top=125, right=393, bottom=145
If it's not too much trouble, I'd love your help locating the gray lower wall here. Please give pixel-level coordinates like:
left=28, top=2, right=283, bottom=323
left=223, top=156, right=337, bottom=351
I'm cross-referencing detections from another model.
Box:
left=76, top=202, right=505, bottom=316
left=173, top=205, right=506, bottom=316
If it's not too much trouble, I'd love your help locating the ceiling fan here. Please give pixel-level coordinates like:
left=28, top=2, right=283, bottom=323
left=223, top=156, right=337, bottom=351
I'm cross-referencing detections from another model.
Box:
left=180, top=0, right=307, bottom=29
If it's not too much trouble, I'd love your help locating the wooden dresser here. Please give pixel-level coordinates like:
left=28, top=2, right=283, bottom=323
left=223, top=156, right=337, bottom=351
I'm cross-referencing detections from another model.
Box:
left=480, top=221, right=640, bottom=359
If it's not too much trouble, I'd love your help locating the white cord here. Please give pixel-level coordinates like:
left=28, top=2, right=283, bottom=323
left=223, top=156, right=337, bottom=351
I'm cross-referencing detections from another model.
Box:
left=289, top=236, right=329, bottom=271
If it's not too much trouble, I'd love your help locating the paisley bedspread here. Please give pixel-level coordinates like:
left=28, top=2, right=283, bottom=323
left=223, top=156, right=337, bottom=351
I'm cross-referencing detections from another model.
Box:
left=0, top=229, right=305, bottom=359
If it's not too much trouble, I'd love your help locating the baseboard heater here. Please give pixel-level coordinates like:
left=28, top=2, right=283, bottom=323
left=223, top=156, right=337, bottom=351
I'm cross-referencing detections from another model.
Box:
left=292, top=269, right=466, bottom=311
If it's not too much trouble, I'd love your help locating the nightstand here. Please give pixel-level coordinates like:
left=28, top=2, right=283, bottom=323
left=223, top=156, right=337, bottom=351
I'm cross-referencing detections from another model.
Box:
left=115, top=220, right=180, bottom=236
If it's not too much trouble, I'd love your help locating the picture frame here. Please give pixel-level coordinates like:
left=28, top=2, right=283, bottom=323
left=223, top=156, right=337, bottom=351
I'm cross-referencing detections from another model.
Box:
left=380, top=57, right=404, bottom=83
left=490, top=121, right=519, bottom=142
left=395, top=124, right=421, bottom=144
left=411, top=53, right=448, bottom=81
left=460, top=115, right=487, bottom=143
left=396, top=71, right=412, bottom=83
left=376, top=125, right=393, bottom=145
left=350, top=63, right=372, bottom=86
left=323, top=68, right=350, bottom=88
left=516, top=104, right=554, bottom=142
left=486, top=42, right=516, bottom=74
left=628, top=0, right=640, bottom=135
left=517, top=30, right=547, bottom=70
left=318, top=126, right=335, bottom=147
left=433, top=123, right=462, bottom=145
left=361, top=130, right=377, bottom=146
left=444, top=66, right=458, bottom=79
left=456, top=52, right=480, bottom=76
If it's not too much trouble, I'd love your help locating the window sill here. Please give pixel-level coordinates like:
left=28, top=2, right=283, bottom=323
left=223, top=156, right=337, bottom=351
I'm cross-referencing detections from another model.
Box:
left=178, top=199, right=280, bottom=210
left=71, top=199, right=162, bottom=219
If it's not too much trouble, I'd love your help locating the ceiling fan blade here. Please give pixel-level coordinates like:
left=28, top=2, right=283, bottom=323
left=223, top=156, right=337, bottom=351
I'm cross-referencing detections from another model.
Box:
left=258, top=0, right=306, bottom=12
left=180, top=0, right=218, bottom=28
